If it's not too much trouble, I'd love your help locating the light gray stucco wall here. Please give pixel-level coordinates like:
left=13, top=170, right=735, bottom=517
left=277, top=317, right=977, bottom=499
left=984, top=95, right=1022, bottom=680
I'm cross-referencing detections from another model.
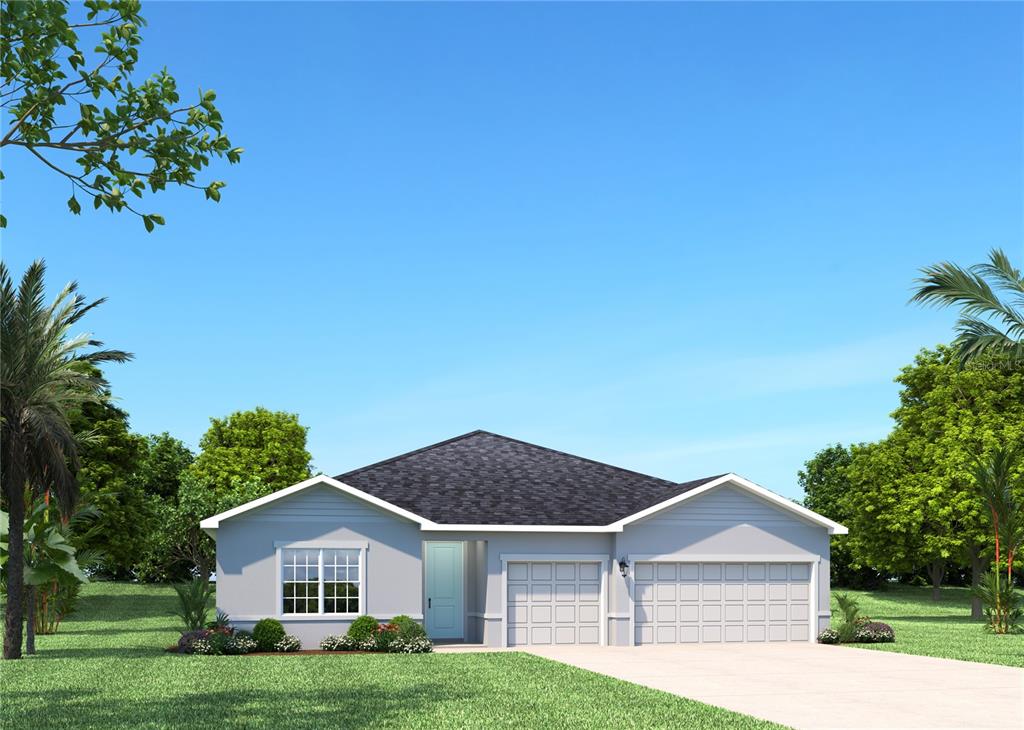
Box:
left=215, top=484, right=423, bottom=648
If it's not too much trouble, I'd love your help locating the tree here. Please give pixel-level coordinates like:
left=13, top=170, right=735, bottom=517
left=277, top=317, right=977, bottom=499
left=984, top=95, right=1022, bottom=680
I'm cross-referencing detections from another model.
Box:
left=139, top=472, right=267, bottom=580
left=912, top=248, right=1024, bottom=366
left=970, top=446, right=1024, bottom=633
left=798, top=444, right=883, bottom=588
left=0, top=0, right=242, bottom=231
left=0, top=260, right=130, bottom=659
left=135, top=432, right=194, bottom=500
left=190, top=407, right=312, bottom=494
left=844, top=346, right=1024, bottom=608
left=67, top=391, right=149, bottom=579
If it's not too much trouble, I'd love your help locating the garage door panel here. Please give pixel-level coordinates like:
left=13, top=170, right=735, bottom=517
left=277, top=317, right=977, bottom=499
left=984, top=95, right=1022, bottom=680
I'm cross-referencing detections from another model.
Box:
left=634, top=561, right=812, bottom=645
left=509, top=605, right=528, bottom=623
left=531, top=584, right=552, bottom=601
left=508, top=561, right=602, bottom=647
left=531, top=605, right=552, bottom=623
left=555, top=563, right=576, bottom=580
left=555, top=584, right=576, bottom=602
left=554, top=626, right=576, bottom=644
left=555, top=605, right=575, bottom=623
left=656, top=583, right=677, bottom=601
left=579, top=604, right=600, bottom=623
left=531, top=563, right=552, bottom=580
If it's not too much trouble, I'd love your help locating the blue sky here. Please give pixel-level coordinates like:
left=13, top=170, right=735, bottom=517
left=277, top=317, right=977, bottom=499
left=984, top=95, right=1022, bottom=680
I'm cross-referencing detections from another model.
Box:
left=4, top=2, right=1022, bottom=499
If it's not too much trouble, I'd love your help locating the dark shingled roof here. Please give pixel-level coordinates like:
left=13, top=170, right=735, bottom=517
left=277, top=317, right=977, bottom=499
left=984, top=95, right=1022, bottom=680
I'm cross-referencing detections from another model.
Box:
left=336, top=430, right=723, bottom=526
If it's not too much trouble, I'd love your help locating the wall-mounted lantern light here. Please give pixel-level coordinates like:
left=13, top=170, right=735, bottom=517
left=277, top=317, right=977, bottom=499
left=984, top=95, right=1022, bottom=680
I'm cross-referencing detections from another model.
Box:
left=618, top=558, right=629, bottom=578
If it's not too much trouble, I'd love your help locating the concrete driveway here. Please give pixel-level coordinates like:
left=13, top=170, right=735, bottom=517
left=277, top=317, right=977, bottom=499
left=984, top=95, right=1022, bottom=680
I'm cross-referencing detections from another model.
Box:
left=524, top=643, right=1024, bottom=729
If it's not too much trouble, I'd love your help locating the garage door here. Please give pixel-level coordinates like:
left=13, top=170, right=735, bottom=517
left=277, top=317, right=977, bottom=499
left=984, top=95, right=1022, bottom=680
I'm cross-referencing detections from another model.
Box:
left=634, top=562, right=811, bottom=644
left=507, top=561, right=601, bottom=646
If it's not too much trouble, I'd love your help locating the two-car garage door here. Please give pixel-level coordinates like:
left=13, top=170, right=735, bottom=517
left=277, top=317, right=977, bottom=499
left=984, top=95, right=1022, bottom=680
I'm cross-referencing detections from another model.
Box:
left=634, top=562, right=812, bottom=644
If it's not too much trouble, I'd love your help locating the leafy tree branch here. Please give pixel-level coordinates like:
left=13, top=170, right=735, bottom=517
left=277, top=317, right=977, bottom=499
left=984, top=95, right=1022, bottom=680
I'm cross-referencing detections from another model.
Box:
left=0, top=0, right=242, bottom=231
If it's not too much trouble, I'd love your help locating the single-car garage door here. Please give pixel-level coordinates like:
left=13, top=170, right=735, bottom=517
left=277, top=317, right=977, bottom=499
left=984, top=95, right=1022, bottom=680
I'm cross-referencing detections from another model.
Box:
left=507, top=561, right=602, bottom=646
left=634, top=562, right=811, bottom=644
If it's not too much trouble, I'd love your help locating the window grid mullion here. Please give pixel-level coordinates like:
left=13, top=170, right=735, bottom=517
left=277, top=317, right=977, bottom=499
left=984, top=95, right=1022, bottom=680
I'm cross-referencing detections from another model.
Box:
left=318, top=549, right=324, bottom=614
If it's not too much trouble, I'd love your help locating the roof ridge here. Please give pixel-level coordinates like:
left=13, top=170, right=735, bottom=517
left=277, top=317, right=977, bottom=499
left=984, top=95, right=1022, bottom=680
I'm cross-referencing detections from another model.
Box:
left=336, top=430, right=487, bottom=480
left=468, top=430, right=678, bottom=486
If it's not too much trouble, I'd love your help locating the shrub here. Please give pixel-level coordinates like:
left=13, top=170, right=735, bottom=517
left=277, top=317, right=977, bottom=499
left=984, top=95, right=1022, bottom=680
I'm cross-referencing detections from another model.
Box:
left=816, top=628, right=840, bottom=645
left=374, top=622, right=399, bottom=652
left=390, top=636, right=433, bottom=653
left=206, top=609, right=231, bottom=630
left=346, top=615, right=380, bottom=641
left=206, top=631, right=231, bottom=655
left=833, top=593, right=862, bottom=643
left=225, top=631, right=258, bottom=655
left=275, top=634, right=301, bottom=652
left=391, top=615, right=426, bottom=640
left=253, top=618, right=286, bottom=651
left=190, top=638, right=214, bottom=655
left=172, top=578, right=213, bottom=631
left=177, top=629, right=212, bottom=653
left=853, top=621, right=895, bottom=643
left=320, top=635, right=346, bottom=651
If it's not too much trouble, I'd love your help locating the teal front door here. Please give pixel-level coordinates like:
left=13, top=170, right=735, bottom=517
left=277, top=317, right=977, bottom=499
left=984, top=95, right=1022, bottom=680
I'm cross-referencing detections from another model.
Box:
left=425, top=542, right=464, bottom=639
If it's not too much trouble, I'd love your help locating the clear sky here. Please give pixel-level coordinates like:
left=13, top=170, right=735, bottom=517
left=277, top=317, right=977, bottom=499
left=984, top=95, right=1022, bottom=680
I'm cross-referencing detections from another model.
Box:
left=4, top=1, right=1023, bottom=500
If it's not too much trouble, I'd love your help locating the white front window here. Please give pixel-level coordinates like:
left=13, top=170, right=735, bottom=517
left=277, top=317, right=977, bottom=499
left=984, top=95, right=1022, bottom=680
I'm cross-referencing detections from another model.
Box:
left=280, top=546, right=363, bottom=615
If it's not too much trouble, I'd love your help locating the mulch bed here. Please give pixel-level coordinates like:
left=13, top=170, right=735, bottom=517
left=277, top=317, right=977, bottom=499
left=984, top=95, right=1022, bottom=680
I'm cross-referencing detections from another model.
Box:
left=165, top=646, right=377, bottom=655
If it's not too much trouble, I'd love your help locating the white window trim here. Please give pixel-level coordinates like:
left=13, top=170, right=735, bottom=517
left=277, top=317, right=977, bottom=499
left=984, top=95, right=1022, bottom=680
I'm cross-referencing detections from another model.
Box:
left=275, top=541, right=368, bottom=619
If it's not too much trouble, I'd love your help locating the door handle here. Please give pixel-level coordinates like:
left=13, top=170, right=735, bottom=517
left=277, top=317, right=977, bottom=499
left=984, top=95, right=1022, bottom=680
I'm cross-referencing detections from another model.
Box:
left=428, top=597, right=432, bottom=609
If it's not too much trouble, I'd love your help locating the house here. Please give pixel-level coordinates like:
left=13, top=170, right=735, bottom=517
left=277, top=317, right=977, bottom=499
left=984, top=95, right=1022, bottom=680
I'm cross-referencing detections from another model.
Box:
left=201, top=430, right=847, bottom=648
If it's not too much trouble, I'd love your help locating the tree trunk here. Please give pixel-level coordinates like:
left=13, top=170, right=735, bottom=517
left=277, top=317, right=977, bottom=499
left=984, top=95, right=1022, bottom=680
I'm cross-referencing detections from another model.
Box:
left=969, top=544, right=984, bottom=620
left=24, top=586, right=35, bottom=655
left=3, top=473, right=25, bottom=660
left=927, top=559, right=945, bottom=602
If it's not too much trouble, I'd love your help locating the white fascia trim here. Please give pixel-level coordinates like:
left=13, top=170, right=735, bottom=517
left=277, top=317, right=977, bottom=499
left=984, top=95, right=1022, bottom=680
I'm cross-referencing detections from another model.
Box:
left=422, top=524, right=621, bottom=533
left=199, top=475, right=437, bottom=530
left=610, top=473, right=849, bottom=535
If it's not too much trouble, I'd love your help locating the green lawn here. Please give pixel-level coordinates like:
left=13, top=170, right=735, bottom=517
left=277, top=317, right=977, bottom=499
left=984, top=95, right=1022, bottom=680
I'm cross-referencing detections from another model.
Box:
left=833, top=585, right=1024, bottom=667
left=0, top=582, right=781, bottom=730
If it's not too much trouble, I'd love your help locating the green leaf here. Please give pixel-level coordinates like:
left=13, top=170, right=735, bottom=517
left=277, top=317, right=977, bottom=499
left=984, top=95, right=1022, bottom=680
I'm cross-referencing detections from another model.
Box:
left=142, top=215, right=154, bottom=232
left=68, top=195, right=82, bottom=215
left=150, top=214, right=165, bottom=226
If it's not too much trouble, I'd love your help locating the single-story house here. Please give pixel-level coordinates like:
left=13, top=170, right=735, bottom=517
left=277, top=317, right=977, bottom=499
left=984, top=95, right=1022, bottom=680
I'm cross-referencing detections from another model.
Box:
left=201, top=430, right=847, bottom=648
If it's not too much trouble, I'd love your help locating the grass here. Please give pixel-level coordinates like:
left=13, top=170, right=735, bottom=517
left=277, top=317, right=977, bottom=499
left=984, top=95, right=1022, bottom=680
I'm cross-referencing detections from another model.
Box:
left=0, top=582, right=782, bottom=730
left=833, top=585, right=1024, bottom=667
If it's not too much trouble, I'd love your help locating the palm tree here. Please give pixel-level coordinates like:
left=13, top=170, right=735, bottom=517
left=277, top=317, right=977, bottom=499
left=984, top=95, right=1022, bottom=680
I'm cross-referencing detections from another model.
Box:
left=1, top=261, right=131, bottom=659
left=911, top=248, right=1024, bottom=366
